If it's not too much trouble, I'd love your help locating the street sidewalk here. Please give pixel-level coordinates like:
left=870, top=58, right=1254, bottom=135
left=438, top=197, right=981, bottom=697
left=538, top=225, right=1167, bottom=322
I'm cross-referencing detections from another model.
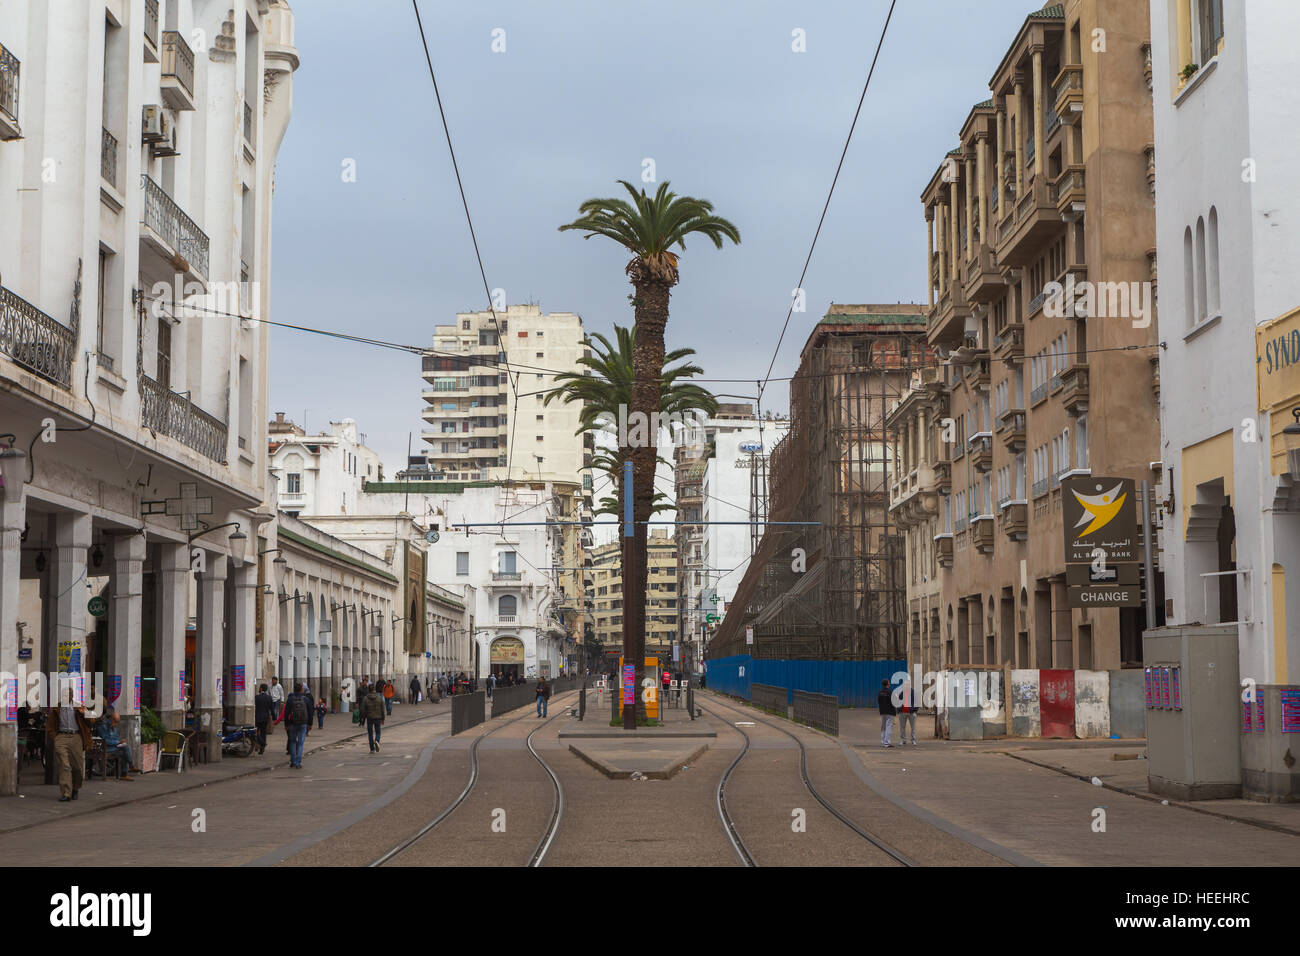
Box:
left=0, top=697, right=456, bottom=834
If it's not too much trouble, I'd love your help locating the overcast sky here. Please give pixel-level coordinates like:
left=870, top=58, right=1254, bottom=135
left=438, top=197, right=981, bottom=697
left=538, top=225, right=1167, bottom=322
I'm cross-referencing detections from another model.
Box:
left=268, top=0, right=1041, bottom=471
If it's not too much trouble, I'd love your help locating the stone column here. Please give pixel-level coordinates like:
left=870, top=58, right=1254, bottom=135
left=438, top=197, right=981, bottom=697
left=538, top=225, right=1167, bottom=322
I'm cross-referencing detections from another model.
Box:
left=1013, top=77, right=1025, bottom=196
left=949, top=182, right=960, bottom=283
left=977, top=138, right=988, bottom=244
left=964, top=155, right=974, bottom=258
left=155, top=542, right=189, bottom=729
left=1032, top=49, right=1044, bottom=181
left=926, top=214, right=935, bottom=308
left=196, top=553, right=227, bottom=762
left=52, top=513, right=92, bottom=702
left=995, top=106, right=1005, bottom=212
left=0, top=482, right=27, bottom=795
left=936, top=203, right=947, bottom=295
left=1051, top=576, right=1071, bottom=668
left=230, top=564, right=257, bottom=723
left=109, top=532, right=145, bottom=762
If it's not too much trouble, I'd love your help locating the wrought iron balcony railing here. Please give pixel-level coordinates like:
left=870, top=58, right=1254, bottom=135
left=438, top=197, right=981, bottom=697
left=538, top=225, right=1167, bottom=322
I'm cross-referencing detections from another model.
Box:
left=139, top=373, right=228, bottom=462
left=0, top=283, right=76, bottom=387
left=0, top=42, right=19, bottom=130
left=101, top=127, right=118, bottom=188
left=142, top=174, right=209, bottom=279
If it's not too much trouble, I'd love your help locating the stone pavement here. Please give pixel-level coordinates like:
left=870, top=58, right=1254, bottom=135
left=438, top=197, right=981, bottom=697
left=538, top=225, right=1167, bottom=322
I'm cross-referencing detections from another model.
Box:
left=0, top=695, right=460, bottom=835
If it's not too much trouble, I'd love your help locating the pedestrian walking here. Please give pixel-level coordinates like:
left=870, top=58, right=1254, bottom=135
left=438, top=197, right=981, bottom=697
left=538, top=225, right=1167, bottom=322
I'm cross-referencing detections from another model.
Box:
left=382, top=678, right=395, bottom=715
left=254, top=683, right=273, bottom=754
left=487, top=673, right=496, bottom=699
left=535, top=677, right=550, bottom=718
left=877, top=679, right=897, bottom=748
left=361, top=681, right=386, bottom=753
left=46, top=687, right=93, bottom=801
left=316, top=696, right=327, bottom=730
left=269, top=676, right=285, bottom=721
left=284, top=682, right=314, bottom=768
left=897, top=679, right=918, bottom=746
left=409, top=675, right=420, bottom=706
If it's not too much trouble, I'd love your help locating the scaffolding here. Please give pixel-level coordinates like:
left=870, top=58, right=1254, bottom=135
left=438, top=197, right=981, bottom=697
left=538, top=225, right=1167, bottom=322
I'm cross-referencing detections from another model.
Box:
left=712, top=310, right=931, bottom=660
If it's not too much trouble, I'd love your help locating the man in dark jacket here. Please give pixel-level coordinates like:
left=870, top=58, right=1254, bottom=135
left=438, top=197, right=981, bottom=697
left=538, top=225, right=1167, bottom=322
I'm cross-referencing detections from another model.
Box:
left=409, top=675, right=421, bottom=705
left=877, top=679, right=897, bottom=748
left=284, top=682, right=314, bottom=768
left=254, top=683, right=274, bottom=754
left=361, top=682, right=386, bottom=752
left=535, top=677, right=550, bottom=718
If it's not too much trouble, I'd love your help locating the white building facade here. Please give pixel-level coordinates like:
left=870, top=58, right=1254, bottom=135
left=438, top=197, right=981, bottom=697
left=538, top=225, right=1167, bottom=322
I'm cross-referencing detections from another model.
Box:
left=268, top=413, right=382, bottom=517
left=1148, top=0, right=1300, bottom=799
left=0, top=0, right=297, bottom=792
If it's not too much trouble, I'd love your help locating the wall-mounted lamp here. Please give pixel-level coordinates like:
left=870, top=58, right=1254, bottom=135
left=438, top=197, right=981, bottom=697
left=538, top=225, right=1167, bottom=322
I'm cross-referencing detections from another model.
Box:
left=331, top=601, right=354, bottom=612
left=34, top=551, right=47, bottom=573
left=190, top=522, right=246, bottom=569
left=0, top=434, right=26, bottom=492
left=90, top=544, right=104, bottom=569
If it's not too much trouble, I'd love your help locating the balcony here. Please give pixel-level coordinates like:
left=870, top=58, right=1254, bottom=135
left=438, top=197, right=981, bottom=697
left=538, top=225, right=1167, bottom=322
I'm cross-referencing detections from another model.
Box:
left=934, top=534, right=954, bottom=569
left=141, top=174, right=209, bottom=282
left=143, top=0, right=160, bottom=62
left=1053, top=64, right=1083, bottom=124
left=928, top=283, right=970, bottom=350
left=100, top=127, right=118, bottom=189
left=962, top=356, right=991, bottom=390
left=991, top=324, right=1023, bottom=362
left=999, top=501, right=1028, bottom=540
left=971, top=516, right=995, bottom=554
left=139, top=374, right=228, bottom=462
left=0, top=283, right=76, bottom=388
left=1030, top=382, right=1048, bottom=406
left=963, top=243, right=1006, bottom=305
left=496, top=616, right=517, bottom=625
left=1055, top=166, right=1086, bottom=220
left=0, top=42, right=20, bottom=139
left=1044, top=109, right=1061, bottom=138
left=160, top=31, right=196, bottom=111
left=996, top=177, right=1062, bottom=267
left=1060, top=363, right=1090, bottom=415
left=422, top=385, right=469, bottom=401
left=996, top=409, right=1026, bottom=452
left=932, top=459, right=952, bottom=494
left=1032, top=477, right=1049, bottom=499
left=968, top=434, right=993, bottom=472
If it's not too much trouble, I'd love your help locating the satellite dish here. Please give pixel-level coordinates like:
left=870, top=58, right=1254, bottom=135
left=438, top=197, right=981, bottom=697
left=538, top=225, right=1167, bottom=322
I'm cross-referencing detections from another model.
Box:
left=425, top=530, right=440, bottom=544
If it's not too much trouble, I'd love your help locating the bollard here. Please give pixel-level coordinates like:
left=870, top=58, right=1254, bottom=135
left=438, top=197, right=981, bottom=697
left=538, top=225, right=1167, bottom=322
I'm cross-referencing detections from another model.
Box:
left=579, top=686, right=586, bottom=721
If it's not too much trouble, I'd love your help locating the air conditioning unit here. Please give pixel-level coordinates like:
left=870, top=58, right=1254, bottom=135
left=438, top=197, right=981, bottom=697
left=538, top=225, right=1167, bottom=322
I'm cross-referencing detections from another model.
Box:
left=142, top=105, right=164, bottom=143
left=152, top=113, right=179, bottom=157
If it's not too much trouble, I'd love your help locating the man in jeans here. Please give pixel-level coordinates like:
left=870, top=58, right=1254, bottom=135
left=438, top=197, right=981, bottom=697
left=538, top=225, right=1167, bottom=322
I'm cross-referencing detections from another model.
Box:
left=284, top=682, right=314, bottom=769
left=897, top=678, right=918, bottom=746
left=269, top=676, right=285, bottom=721
left=361, top=682, right=386, bottom=752
left=535, top=677, right=550, bottom=718
left=877, top=678, right=897, bottom=748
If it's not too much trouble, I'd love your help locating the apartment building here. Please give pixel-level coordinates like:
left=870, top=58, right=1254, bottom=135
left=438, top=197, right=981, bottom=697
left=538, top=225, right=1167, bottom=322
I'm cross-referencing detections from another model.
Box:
left=917, top=0, right=1159, bottom=672
left=420, top=304, right=593, bottom=488
left=0, top=0, right=297, bottom=792
left=1146, top=0, right=1299, bottom=800
left=590, top=530, right=678, bottom=662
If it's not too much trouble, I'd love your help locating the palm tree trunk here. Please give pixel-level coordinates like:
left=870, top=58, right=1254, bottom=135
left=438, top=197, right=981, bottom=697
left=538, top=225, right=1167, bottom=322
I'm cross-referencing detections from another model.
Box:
left=626, top=278, right=672, bottom=727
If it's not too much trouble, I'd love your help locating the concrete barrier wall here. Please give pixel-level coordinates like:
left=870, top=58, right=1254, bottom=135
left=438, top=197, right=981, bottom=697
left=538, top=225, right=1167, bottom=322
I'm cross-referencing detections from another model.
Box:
left=1074, top=670, right=1111, bottom=738
left=1010, top=670, right=1041, bottom=737
left=1109, top=669, right=1146, bottom=739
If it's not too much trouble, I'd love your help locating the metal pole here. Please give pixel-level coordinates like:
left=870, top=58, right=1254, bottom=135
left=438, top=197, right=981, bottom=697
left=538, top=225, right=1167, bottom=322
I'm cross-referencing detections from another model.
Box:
left=1140, top=480, right=1156, bottom=629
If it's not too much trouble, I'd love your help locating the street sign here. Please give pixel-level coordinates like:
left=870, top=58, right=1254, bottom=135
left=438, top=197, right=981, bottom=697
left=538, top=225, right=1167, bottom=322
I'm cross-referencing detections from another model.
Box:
left=1062, top=475, right=1142, bottom=607
left=87, top=596, right=107, bottom=618
left=745, top=626, right=754, bottom=645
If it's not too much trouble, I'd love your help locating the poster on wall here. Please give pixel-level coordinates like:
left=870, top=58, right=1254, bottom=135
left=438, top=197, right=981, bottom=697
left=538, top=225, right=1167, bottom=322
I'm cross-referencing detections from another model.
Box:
left=134, top=675, right=141, bottom=712
left=179, top=670, right=186, bottom=704
left=1144, top=667, right=1153, bottom=708
left=1243, top=700, right=1253, bottom=733
left=107, top=675, right=121, bottom=704
left=232, top=665, right=245, bottom=694
left=1280, top=690, right=1300, bottom=733
left=4, top=677, right=16, bottom=722
left=1171, top=667, right=1181, bottom=710
left=1160, top=667, right=1170, bottom=709
left=1256, top=700, right=1265, bottom=732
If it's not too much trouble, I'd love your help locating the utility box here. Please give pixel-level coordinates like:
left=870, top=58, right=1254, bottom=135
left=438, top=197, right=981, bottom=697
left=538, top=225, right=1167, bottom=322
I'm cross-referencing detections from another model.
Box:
left=1143, top=625, right=1241, bottom=800
left=1241, top=684, right=1300, bottom=802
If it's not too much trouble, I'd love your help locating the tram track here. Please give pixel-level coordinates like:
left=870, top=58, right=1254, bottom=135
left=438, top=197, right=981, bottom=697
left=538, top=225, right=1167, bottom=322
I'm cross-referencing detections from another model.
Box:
left=369, top=692, right=571, bottom=868
left=701, top=694, right=917, bottom=867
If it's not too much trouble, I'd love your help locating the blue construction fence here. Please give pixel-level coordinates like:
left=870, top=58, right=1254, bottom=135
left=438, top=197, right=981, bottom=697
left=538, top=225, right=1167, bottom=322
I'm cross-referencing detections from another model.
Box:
left=704, top=656, right=908, bottom=708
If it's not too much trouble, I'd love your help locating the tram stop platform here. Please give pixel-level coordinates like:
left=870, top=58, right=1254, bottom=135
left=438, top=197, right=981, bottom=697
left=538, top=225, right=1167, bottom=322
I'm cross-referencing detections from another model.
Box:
left=557, top=685, right=716, bottom=779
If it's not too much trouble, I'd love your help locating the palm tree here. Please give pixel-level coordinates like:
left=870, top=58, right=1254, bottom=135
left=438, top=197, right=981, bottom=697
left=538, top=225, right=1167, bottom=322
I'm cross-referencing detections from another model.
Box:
left=560, top=182, right=739, bottom=726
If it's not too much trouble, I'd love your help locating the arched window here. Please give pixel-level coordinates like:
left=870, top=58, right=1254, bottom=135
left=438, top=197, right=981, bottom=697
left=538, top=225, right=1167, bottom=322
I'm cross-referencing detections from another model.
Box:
left=1195, top=216, right=1208, bottom=323
left=1207, top=206, right=1220, bottom=316
left=498, top=594, right=517, bottom=618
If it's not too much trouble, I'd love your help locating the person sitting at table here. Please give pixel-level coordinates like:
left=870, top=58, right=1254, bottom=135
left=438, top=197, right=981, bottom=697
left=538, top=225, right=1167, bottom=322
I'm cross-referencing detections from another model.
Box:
left=94, top=703, right=137, bottom=780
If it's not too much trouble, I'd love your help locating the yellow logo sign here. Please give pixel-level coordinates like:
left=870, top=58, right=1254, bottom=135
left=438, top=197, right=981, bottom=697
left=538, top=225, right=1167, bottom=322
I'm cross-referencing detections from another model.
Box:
left=1070, top=482, right=1127, bottom=539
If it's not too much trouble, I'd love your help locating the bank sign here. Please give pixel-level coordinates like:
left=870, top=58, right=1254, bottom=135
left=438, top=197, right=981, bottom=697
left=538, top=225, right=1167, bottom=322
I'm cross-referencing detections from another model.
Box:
left=1256, top=305, right=1300, bottom=476
left=1062, top=475, right=1141, bottom=607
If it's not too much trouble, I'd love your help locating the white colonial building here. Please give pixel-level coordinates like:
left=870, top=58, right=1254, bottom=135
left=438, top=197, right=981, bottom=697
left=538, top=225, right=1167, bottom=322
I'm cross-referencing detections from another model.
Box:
left=0, top=0, right=297, bottom=792
left=268, top=413, right=383, bottom=516
left=1148, top=0, right=1300, bottom=799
